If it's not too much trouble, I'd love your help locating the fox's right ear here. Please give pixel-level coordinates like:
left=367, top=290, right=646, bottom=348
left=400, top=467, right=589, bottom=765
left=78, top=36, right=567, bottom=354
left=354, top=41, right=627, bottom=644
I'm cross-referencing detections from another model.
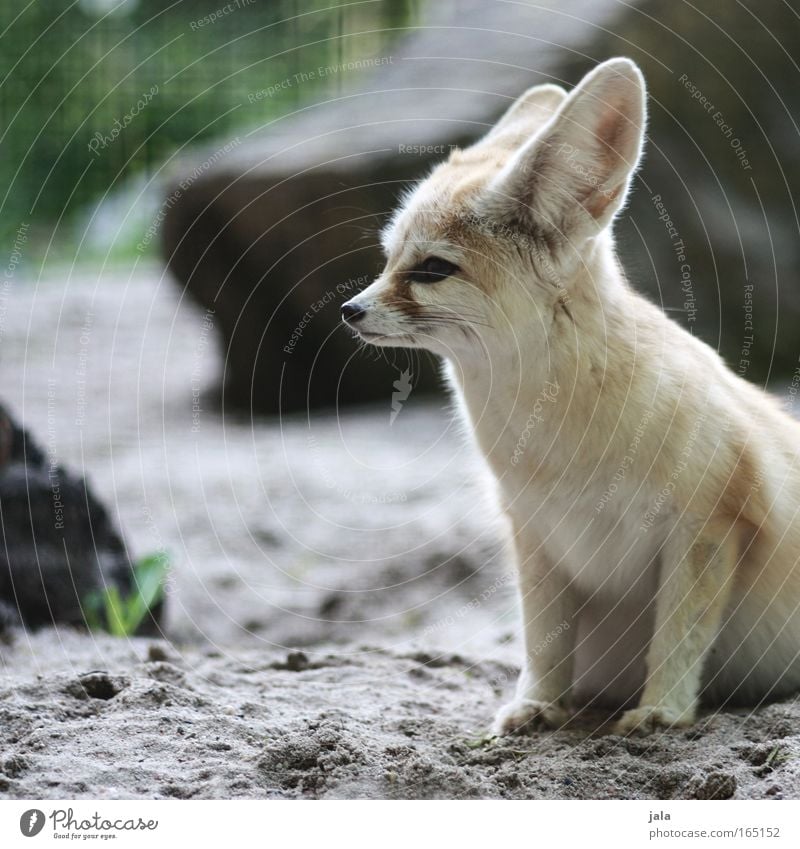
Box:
left=482, top=58, right=647, bottom=241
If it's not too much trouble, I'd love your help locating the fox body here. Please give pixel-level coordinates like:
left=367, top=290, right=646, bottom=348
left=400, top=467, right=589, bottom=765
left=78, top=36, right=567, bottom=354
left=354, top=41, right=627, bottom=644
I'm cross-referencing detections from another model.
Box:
left=341, top=58, right=800, bottom=734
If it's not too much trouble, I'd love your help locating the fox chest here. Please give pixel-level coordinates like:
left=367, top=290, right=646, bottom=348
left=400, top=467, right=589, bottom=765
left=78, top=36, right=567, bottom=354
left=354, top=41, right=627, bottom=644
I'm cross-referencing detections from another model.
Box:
left=497, top=468, right=664, bottom=603
left=451, top=376, right=665, bottom=601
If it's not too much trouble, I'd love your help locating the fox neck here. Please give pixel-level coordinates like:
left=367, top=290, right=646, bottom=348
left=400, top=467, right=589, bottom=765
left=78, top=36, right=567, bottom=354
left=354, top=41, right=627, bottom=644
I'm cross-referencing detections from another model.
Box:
left=445, top=236, right=631, bottom=478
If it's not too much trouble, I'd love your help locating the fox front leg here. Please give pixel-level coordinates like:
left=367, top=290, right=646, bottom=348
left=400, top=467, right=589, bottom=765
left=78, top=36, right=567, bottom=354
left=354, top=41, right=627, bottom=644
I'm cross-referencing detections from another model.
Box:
left=493, top=534, right=577, bottom=735
left=615, top=523, right=738, bottom=735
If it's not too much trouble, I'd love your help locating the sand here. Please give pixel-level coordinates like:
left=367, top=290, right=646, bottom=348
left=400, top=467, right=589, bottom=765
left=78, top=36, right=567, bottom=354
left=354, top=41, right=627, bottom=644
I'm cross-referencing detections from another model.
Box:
left=0, top=266, right=799, bottom=799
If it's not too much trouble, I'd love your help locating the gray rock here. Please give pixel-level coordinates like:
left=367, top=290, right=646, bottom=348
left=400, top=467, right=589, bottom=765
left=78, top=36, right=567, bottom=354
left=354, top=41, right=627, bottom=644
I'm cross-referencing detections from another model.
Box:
left=0, top=404, right=163, bottom=635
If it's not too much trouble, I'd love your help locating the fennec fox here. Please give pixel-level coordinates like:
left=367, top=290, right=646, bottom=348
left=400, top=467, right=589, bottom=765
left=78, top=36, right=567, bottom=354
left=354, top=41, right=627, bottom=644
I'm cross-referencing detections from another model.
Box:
left=341, top=58, right=800, bottom=735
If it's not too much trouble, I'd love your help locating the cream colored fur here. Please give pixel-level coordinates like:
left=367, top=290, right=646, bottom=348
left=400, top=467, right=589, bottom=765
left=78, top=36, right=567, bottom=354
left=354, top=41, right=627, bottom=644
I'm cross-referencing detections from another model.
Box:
left=342, top=58, right=800, bottom=735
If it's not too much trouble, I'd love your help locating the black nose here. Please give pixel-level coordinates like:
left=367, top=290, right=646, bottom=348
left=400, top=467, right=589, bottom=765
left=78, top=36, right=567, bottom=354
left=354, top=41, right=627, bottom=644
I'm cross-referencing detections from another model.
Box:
left=341, top=302, right=366, bottom=323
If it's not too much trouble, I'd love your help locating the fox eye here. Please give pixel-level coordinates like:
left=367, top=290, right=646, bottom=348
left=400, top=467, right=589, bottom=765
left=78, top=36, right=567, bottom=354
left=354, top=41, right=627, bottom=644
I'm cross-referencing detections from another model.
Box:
left=406, top=256, right=459, bottom=283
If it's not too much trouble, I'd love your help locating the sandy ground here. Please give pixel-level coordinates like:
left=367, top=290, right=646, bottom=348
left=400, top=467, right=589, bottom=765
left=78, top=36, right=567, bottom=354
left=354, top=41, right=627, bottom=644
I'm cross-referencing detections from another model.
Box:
left=1, top=266, right=799, bottom=799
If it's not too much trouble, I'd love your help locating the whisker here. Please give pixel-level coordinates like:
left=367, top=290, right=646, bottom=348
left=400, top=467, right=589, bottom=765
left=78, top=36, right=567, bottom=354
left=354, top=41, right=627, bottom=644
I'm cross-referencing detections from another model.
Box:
left=382, top=300, right=486, bottom=320
left=421, top=316, right=494, bottom=330
left=377, top=302, right=493, bottom=329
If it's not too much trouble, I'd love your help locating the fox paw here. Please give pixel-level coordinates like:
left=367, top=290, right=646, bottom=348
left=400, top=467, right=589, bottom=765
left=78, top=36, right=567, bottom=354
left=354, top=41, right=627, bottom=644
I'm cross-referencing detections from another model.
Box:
left=614, top=705, right=694, bottom=736
left=491, top=698, right=569, bottom=736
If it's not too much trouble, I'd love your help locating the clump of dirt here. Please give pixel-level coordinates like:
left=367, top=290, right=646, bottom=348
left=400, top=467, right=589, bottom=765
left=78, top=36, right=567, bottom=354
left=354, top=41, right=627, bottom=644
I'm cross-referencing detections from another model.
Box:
left=65, top=672, right=129, bottom=701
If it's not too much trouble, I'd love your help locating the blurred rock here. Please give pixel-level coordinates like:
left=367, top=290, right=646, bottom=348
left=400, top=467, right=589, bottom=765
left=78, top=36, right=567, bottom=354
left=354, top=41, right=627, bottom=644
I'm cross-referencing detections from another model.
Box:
left=589, top=0, right=800, bottom=390
left=0, top=404, right=163, bottom=635
left=162, top=0, right=800, bottom=413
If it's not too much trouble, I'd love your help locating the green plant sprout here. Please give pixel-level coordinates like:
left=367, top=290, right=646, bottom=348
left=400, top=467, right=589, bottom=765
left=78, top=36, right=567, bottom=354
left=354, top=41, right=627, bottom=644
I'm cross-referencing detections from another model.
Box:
left=85, top=552, right=168, bottom=637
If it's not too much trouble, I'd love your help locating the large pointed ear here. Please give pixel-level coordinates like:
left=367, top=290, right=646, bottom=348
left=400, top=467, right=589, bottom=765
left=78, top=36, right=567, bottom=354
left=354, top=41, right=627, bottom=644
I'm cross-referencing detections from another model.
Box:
left=481, top=83, right=568, bottom=145
left=483, top=58, right=646, bottom=239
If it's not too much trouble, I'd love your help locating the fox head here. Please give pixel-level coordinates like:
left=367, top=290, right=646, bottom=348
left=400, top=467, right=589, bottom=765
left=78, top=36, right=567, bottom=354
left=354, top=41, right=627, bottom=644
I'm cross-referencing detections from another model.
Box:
left=342, top=58, right=647, bottom=364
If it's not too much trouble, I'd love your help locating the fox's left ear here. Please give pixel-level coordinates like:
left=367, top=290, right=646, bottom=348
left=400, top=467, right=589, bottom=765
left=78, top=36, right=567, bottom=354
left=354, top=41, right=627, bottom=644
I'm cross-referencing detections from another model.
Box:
left=484, top=58, right=647, bottom=239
